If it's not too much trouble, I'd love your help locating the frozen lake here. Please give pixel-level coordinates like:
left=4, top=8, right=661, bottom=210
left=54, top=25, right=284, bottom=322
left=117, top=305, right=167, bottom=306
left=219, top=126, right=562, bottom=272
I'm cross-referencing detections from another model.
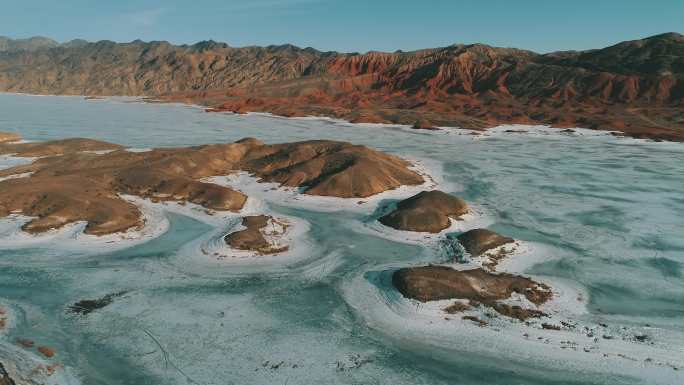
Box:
left=0, top=93, right=683, bottom=385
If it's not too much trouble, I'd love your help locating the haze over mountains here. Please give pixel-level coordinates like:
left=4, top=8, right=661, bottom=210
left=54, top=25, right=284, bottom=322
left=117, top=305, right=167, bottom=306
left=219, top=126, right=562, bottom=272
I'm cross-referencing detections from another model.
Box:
left=0, top=33, right=682, bottom=139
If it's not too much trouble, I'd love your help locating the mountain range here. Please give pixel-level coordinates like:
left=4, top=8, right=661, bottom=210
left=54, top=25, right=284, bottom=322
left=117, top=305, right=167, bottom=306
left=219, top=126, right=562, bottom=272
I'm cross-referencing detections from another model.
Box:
left=0, top=33, right=682, bottom=140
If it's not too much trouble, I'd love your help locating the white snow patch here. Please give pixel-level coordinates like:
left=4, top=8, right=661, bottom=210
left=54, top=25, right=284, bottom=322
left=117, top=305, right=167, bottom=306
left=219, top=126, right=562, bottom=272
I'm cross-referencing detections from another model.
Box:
left=0, top=172, right=33, bottom=182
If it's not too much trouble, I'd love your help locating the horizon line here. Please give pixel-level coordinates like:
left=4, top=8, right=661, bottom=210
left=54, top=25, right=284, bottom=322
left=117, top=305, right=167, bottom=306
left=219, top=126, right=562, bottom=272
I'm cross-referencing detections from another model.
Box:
left=1, top=31, right=681, bottom=55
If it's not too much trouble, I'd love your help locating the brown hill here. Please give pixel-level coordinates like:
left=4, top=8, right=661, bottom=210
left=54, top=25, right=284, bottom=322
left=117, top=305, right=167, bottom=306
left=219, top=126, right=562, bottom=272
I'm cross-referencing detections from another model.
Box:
left=392, top=265, right=552, bottom=305
left=0, top=34, right=682, bottom=139
left=0, top=137, right=122, bottom=156
left=379, top=190, right=468, bottom=233
left=224, top=215, right=289, bottom=255
left=0, top=134, right=422, bottom=235
left=456, top=228, right=514, bottom=257
left=0, top=132, right=21, bottom=143
left=239, top=140, right=423, bottom=197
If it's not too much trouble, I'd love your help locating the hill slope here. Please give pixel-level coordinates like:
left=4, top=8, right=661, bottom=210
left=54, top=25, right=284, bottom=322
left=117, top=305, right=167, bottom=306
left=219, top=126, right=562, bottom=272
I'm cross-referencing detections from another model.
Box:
left=0, top=33, right=682, bottom=139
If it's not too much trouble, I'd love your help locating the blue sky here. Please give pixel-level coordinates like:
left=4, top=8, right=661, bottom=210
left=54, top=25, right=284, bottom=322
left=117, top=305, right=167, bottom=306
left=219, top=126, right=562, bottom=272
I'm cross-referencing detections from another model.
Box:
left=2, top=0, right=682, bottom=53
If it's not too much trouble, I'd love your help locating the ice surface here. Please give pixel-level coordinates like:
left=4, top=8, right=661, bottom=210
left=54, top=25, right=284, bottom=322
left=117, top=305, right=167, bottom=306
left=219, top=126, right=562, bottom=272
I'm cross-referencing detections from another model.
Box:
left=1, top=93, right=683, bottom=384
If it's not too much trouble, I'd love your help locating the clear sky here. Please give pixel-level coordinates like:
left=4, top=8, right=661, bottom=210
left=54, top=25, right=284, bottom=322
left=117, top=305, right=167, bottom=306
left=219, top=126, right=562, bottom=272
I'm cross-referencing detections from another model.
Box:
left=2, top=0, right=682, bottom=53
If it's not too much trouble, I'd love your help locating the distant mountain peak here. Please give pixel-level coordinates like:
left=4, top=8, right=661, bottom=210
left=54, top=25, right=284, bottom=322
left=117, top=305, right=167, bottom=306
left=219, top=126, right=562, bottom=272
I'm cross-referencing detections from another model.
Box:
left=0, top=35, right=59, bottom=52
left=645, top=32, right=684, bottom=41
left=191, top=40, right=229, bottom=51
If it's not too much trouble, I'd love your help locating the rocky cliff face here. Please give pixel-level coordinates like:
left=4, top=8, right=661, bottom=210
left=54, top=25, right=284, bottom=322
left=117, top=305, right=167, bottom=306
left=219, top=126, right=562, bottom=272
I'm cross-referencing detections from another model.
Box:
left=0, top=33, right=682, bottom=139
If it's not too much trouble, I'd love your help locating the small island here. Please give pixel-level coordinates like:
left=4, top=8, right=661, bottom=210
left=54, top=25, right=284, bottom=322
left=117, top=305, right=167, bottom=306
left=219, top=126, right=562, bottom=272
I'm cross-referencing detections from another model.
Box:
left=224, top=215, right=290, bottom=255
left=455, top=228, right=514, bottom=257
left=393, top=265, right=551, bottom=305
left=378, top=190, right=469, bottom=233
left=393, top=265, right=552, bottom=321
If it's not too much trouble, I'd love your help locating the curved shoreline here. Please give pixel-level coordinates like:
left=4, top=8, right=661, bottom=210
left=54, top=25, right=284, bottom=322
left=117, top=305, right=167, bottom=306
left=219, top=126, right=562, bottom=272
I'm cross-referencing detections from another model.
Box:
left=342, top=265, right=682, bottom=384
left=2, top=92, right=682, bottom=143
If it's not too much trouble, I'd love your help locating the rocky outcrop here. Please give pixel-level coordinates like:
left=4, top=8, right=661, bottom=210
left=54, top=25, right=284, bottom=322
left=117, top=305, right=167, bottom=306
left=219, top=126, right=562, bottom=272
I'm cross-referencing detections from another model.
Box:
left=443, top=300, right=546, bottom=321
left=483, top=301, right=546, bottom=321
left=69, top=291, right=127, bottom=315
left=392, top=265, right=552, bottom=305
left=456, top=229, right=514, bottom=256
left=379, top=191, right=468, bottom=233
left=224, top=215, right=289, bottom=254
left=37, top=347, right=55, bottom=358
left=0, top=137, right=422, bottom=235
left=0, top=34, right=682, bottom=140
left=412, top=120, right=438, bottom=130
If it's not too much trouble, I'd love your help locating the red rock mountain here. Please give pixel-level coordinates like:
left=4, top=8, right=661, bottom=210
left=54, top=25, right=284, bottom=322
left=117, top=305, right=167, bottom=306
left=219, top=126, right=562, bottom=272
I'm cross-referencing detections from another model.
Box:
left=0, top=33, right=682, bottom=139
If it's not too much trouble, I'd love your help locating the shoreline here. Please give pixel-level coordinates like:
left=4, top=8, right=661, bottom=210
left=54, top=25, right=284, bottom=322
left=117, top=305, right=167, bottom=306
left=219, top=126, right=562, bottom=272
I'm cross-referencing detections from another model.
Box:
left=1, top=91, right=681, bottom=143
